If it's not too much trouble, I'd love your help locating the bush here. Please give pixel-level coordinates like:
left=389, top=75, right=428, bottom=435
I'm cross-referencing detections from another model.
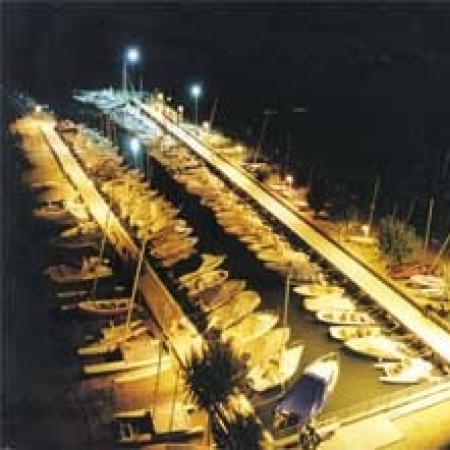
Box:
left=378, top=216, right=421, bottom=265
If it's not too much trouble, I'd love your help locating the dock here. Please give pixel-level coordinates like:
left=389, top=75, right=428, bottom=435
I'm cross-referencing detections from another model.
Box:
left=134, top=99, right=450, bottom=366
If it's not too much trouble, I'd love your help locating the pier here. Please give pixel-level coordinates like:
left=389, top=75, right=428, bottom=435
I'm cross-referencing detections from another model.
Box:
left=134, top=99, right=450, bottom=367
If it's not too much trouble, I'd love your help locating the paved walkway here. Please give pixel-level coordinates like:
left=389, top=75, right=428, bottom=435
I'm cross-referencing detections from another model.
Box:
left=135, top=100, right=450, bottom=366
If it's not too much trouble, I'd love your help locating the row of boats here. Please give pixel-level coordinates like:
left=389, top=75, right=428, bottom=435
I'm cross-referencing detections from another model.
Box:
left=293, top=284, right=436, bottom=384
left=60, top=122, right=311, bottom=393
left=150, top=141, right=322, bottom=282
left=53, top=114, right=347, bottom=434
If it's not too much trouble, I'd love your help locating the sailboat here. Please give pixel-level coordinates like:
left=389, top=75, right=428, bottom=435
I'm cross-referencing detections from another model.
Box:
left=293, top=284, right=344, bottom=298
left=273, top=353, right=339, bottom=429
left=194, top=279, right=247, bottom=313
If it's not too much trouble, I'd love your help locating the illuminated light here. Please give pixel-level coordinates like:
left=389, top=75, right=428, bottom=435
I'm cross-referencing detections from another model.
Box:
left=361, top=224, right=370, bottom=236
left=126, top=47, right=140, bottom=64
left=190, top=84, right=202, bottom=99
left=177, top=105, right=184, bottom=112
left=34, top=105, right=42, bottom=113
left=202, top=121, right=210, bottom=130
left=286, top=174, right=294, bottom=187
left=130, top=137, right=141, bottom=155
left=157, top=92, right=164, bottom=102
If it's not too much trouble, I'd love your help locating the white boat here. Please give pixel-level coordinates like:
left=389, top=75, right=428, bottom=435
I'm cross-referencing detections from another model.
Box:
left=316, top=310, right=376, bottom=326
left=293, top=284, right=344, bottom=297
left=77, top=298, right=133, bottom=317
left=185, top=269, right=229, bottom=297
left=408, top=275, right=445, bottom=289
left=238, top=327, right=290, bottom=368
left=274, top=352, right=340, bottom=429
left=329, top=325, right=383, bottom=341
left=344, top=336, right=412, bottom=361
left=248, top=344, right=304, bottom=392
left=208, top=290, right=260, bottom=330
left=222, top=311, right=279, bottom=345
left=83, top=337, right=170, bottom=375
left=303, top=295, right=356, bottom=313
left=113, top=401, right=202, bottom=445
left=195, top=279, right=247, bottom=312
left=45, top=257, right=113, bottom=284
left=375, top=357, right=433, bottom=384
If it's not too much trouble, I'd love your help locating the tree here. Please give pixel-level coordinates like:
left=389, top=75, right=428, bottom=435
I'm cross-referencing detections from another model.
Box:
left=183, top=336, right=249, bottom=410
left=378, top=216, right=421, bottom=265
left=307, top=176, right=328, bottom=217
left=216, top=412, right=264, bottom=450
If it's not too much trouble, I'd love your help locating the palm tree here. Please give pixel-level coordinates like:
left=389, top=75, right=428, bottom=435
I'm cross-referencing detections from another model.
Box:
left=183, top=332, right=250, bottom=446
left=183, top=335, right=249, bottom=410
left=216, top=412, right=264, bottom=449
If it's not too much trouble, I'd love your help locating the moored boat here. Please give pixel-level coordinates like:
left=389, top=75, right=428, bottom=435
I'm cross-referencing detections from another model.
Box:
left=195, top=279, right=247, bottom=312
left=303, top=295, right=355, bottom=313
left=375, top=357, right=433, bottom=384
left=248, top=344, right=304, bottom=392
left=45, top=257, right=113, bottom=284
left=208, top=290, right=260, bottom=330
left=329, top=325, right=383, bottom=341
left=344, top=336, right=412, bottom=361
left=77, top=298, right=133, bottom=317
left=222, top=311, right=279, bottom=345
left=316, top=310, right=376, bottom=326
left=274, top=352, right=339, bottom=429
left=294, top=284, right=344, bottom=298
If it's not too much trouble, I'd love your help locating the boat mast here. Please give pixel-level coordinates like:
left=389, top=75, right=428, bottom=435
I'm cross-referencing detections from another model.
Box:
left=125, top=238, right=147, bottom=331
left=91, top=209, right=111, bottom=299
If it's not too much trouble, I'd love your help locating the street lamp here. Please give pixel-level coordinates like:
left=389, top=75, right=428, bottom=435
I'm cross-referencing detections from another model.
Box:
left=122, top=47, right=141, bottom=94
left=190, top=84, right=202, bottom=125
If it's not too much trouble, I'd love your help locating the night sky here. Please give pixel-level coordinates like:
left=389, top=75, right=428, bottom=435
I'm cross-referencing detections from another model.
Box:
left=3, top=2, right=450, bottom=230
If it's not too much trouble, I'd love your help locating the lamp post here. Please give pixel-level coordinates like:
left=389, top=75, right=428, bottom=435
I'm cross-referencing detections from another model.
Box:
left=122, top=47, right=140, bottom=94
left=190, top=84, right=202, bottom=125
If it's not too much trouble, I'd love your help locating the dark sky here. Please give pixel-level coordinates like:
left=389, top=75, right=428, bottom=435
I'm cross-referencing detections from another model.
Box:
left=2, top=3, right=450, bottom=199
